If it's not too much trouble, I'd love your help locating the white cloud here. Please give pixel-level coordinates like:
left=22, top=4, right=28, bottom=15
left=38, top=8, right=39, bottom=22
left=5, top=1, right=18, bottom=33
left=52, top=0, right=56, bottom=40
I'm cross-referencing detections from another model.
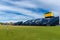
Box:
left=33, top=0, right=60, bottom=19
left=0, top=4, right=43, bottom=18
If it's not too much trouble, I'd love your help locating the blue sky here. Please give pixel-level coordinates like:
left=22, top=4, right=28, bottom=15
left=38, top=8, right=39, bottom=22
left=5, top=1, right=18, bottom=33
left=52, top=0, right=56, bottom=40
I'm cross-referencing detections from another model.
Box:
left=0, top=0, right=60, bottom=23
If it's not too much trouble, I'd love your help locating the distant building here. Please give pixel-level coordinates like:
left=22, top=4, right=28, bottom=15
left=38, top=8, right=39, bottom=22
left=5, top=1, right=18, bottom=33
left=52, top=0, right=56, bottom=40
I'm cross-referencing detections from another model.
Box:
left=9, top=22, right=13, bottom=25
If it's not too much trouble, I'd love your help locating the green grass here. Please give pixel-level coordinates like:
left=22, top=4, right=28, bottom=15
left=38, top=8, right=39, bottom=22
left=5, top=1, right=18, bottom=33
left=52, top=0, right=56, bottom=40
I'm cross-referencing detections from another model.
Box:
left=0, top=25, right=60, bottom=40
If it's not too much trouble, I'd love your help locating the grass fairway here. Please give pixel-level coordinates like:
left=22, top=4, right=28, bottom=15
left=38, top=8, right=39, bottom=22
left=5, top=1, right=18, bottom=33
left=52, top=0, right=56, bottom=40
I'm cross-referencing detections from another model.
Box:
left=0, top=25, right=60, bottom=40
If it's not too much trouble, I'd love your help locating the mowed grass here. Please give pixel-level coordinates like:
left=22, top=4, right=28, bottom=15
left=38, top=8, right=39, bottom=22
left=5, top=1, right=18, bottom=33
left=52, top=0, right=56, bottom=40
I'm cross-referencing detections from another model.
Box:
left=0, top=25, right=60, bottom=40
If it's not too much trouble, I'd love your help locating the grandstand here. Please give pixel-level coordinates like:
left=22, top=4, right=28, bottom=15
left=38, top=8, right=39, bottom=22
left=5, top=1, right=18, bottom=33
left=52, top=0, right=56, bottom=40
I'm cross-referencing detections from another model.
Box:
left=23, top=16, right=59, bottom=26
left=14, top=12, right=59, bottom=26
left=23, top=12, right=59, bottom=26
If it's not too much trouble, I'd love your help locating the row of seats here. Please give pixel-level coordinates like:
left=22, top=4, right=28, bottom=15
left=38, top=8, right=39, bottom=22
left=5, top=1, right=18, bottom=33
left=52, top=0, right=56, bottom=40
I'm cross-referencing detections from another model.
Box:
left=14, top=16, right=59, bottom=26
left=23, top=16, right=59, bottom=26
